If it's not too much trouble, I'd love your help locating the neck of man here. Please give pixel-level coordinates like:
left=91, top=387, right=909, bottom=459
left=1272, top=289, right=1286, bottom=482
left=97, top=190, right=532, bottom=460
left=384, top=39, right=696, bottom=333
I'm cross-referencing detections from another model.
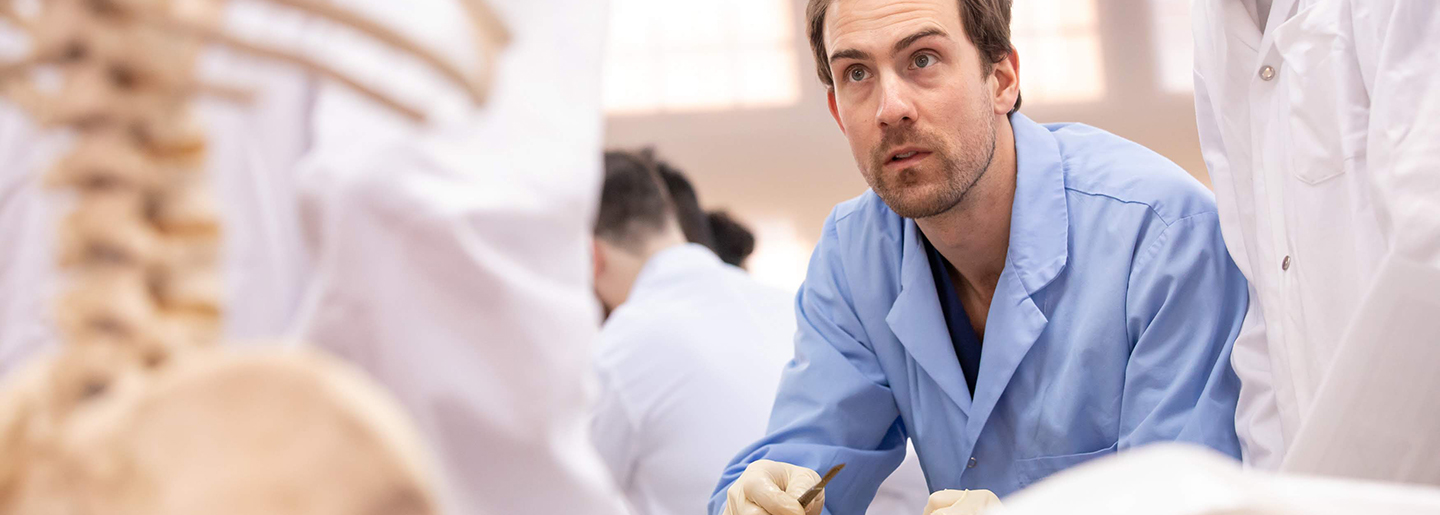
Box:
left=915, top=115, right=1018, bottom=304
left=608, top=227, right=689, bottom=308
left=635, top=229, right=688, bottom=265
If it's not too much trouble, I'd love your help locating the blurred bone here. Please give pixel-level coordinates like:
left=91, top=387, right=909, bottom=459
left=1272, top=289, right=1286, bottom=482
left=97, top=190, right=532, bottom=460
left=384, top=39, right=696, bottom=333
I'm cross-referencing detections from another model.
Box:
left=260, top=0, right=489, bottom=104
left=45, top=129, right=160, bottom=189
left=0, top=0, right=506, bottom=513
left=141, top=10, right=426, bottom=122
left=54, top=269, right=158, bottom=342
left=0, top=348, right=441, bottom=515
left=56, top=192, right=159, bottom=267
left=147, top=172, right=221, bottom=238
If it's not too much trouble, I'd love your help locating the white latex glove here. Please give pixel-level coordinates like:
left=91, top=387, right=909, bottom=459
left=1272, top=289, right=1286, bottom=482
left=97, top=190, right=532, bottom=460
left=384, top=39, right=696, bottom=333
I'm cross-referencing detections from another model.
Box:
left=724, top=459, right=825, bottom=515
left=923, top=489, right=1003, bottom=515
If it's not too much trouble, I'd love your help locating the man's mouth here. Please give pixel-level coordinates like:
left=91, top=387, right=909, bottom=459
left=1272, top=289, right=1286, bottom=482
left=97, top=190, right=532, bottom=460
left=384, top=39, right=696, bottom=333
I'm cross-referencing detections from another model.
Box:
left=886, top=148, right=931, bottom=167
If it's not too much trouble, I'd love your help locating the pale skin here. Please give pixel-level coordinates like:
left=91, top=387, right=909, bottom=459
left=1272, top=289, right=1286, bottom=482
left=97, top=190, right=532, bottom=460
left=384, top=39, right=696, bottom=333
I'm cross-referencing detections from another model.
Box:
left=592, top=223, right=687, bottom=314
left=724, top=0, right=1021, bottom=513
left=824, top=0, right=1020, bottom=340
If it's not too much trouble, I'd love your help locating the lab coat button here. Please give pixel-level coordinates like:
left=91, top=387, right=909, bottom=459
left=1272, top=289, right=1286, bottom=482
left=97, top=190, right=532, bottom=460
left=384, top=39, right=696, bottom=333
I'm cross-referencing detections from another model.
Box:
left=1260, top=65, right=1277, bottom=81
left=967, top=457, right=977, bottom=469
left=1282, top=255, right=1291, bottom=271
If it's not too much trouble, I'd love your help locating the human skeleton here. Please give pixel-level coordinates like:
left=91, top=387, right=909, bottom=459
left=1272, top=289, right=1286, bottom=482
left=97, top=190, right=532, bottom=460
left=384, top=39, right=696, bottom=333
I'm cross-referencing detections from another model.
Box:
left=0, top=1, right=505, bottom=513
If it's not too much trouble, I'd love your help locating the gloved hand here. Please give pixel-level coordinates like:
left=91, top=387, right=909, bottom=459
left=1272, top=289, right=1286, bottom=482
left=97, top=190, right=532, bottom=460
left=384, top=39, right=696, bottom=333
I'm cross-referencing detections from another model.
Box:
left=723, top=459, right=825, bottom=515
left=922, top=489, right=1003, bottom=515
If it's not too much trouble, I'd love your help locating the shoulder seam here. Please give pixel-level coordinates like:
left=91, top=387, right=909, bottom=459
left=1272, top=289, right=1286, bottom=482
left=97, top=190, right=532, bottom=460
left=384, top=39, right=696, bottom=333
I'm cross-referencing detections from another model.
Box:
left=1132, top=210, right=1222, bottom=272
left=1064, top=187, right=1217, bottom=228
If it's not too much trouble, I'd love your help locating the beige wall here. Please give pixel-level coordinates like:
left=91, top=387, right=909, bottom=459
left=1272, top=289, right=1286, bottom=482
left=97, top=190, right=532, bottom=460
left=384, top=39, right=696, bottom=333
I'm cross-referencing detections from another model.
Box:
left=603, top=0, right=1205, bottom=290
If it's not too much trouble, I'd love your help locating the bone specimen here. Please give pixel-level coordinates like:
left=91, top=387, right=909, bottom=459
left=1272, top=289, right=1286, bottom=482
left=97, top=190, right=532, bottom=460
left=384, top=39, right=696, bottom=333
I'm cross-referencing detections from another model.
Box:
left=0, top=1, right=505, bottom=514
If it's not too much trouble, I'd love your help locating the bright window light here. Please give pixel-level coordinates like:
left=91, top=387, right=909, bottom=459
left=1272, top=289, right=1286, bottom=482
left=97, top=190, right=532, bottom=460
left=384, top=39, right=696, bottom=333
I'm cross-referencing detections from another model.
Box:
left=603, top=0, right=802, bottom=115
left=747, top=219, right=811, bottom=297
left=1010, top=0, right=1106, bottom=104
left=1152, top=0, right=1195, bottom=93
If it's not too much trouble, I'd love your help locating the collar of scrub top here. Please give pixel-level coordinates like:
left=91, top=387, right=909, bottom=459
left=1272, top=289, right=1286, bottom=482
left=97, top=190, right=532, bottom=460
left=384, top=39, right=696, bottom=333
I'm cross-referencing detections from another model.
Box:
left=922, top=234, right=983, bottom=397
left=884, top=112, right=1068, bottom=434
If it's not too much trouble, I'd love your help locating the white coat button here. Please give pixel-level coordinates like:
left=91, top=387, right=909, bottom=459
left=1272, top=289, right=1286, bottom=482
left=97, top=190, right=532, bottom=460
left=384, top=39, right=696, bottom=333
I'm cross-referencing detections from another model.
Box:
left=968, top=457, right=977, bottom=469
left=1282, top=255, right=1291, bottom=271
left=1260, top=65, right=1277, bottom=81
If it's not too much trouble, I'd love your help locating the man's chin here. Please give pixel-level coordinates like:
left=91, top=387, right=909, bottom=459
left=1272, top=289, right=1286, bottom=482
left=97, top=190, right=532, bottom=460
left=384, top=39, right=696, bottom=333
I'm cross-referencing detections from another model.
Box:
left=878, top=192, right=959, bottom=219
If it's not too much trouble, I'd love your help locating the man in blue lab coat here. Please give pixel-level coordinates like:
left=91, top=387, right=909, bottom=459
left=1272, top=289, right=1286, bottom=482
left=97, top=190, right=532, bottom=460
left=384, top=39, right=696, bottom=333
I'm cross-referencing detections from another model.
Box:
left=709, top=0, right=1247, bottom=514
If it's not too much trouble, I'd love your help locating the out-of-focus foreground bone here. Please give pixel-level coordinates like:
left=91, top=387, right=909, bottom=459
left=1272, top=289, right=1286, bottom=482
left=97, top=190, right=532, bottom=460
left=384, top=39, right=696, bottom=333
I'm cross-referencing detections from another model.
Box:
left=0, top=0, right=507, bottom=513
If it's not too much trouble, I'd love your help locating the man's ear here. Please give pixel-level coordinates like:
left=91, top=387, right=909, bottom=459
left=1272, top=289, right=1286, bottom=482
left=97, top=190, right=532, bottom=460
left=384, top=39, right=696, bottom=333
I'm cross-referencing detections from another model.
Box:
left=827, top=88, right=847, bottom=136
left=991, top=50, right=1021, bottom=115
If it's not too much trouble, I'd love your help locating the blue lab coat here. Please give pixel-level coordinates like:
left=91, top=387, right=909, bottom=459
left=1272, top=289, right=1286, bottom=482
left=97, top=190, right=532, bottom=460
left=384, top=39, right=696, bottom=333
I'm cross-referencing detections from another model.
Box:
left=710, top=114, right=1247, bottom=514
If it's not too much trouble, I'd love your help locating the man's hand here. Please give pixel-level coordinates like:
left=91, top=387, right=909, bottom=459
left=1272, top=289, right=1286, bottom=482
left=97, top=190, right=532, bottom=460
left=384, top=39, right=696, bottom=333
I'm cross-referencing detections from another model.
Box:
left=922, top=489, right=1002, bottom=515
left=723, top=459, right=825, bottom=515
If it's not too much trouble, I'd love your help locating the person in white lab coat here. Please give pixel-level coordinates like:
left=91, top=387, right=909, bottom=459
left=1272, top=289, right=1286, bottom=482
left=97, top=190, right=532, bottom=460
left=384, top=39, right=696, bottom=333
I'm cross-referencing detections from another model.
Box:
left=1, top=1, right=633, bottom=514
left=1192, top=0, right=1440, bottom=482
left=997, top=444, right=1440, bottom=515
left=589, top=151, right=932, bottom=515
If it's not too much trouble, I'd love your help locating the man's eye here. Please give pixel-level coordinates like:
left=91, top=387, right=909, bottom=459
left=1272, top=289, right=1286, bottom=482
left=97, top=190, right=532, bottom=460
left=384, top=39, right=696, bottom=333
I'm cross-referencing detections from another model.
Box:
left=848, top=67, right=866, bottom=82
left=914, top=54, right=934, bottom=68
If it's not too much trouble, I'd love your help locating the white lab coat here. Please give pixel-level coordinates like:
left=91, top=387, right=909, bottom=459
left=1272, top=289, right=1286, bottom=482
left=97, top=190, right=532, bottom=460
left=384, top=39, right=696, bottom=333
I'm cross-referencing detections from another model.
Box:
left=998, top=444, right=1440, bottom=515
left=1192, top=0, right=1440, bottom=480
left=1, top=1, right=633, bottom=514
left=591, top=244, right=931, bottom=515
left=287, top=1, right=630, bottom=514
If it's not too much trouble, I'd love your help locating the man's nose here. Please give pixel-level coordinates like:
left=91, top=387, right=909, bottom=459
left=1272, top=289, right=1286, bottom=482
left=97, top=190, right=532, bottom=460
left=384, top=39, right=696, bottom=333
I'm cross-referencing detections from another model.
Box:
left=875, top=74, right=917, bottom=127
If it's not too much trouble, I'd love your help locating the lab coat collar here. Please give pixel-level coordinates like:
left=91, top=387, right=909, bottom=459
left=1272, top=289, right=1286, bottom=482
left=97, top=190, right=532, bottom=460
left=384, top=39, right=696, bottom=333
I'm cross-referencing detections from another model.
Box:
left=963, top=113, right=1066, bottom=439
left=1256, top=0, right=1300, bottom=54
left=1267, top=0, right=1299, bottom=35
left=884, top=113, right=1068, bottom=419
left=888, top=220, right=975, bottom=414
left=1204, top=0, right=1262, bottom=55
left=627, top=243, right=723, bottom=302
left=1005, top=113, right=1070, bottom=297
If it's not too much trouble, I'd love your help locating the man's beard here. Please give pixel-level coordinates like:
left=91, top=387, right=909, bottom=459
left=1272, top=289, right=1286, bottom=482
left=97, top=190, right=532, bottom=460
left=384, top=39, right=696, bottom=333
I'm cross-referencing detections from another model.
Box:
left=864, top=111, right=998, bottom=220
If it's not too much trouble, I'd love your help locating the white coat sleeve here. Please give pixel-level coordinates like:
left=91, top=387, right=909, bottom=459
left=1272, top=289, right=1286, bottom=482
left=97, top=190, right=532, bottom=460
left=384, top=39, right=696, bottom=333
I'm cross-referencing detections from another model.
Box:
left=1281, top=0, right=1440, bottom=485
left=288, top=1, right=629, bottom=514
left=590, top=352, right=641, bottom=492
left=1192, top=62, right=1286, bottom=469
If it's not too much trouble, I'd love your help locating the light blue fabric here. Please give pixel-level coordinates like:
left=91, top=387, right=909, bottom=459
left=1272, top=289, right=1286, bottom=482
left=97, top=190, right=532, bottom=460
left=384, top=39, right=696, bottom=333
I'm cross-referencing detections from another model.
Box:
left=709, top=114, right=1246, bottom=514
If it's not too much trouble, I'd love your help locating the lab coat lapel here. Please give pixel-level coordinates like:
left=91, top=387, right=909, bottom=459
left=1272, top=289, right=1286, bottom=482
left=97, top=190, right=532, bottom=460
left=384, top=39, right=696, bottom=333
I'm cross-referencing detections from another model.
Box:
left=966, top=114, right=1069, bottom=436
left=965, top=270, right=1048, bottom=436
left=887, top=219, right=974, bottom=414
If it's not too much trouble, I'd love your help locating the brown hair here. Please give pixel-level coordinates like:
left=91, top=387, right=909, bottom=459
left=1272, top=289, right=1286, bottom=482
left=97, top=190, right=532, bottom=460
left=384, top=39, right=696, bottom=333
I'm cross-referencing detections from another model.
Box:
left=805, top=0, right=1021, bottom=111
left=596, top=150, right=677, bottom=251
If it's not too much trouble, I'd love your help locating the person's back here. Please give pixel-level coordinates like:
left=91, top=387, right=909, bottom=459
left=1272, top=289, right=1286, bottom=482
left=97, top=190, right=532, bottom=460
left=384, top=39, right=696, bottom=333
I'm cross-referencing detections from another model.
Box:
left=589, top=150, right=799, bottom=515
left=591, top=150, right=931, bottom=515
left=593, top=243, right=796, bottom=515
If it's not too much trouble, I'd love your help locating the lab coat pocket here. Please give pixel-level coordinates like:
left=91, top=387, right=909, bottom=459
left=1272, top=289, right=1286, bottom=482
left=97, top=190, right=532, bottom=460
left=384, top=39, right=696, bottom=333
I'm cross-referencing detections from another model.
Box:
left=1014, top=442, right=1118, bottom=489
left=1272, top=4, right=1350, bottom=186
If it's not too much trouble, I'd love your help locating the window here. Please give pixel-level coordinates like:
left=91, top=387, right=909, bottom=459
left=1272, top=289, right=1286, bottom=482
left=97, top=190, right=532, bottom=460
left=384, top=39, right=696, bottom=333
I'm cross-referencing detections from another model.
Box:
left=1009, top=0, right=1105, bottom=104
left=1152, top=0, right=1195, bottom=93
left=603, top=0, right=802, bottom=115
left=747, top=219, right=810, bottom=296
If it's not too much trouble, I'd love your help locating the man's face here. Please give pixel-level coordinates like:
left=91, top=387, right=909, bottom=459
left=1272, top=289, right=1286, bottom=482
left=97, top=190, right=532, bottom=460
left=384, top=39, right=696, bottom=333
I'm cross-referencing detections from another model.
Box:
left=824, top=0, right=1003, bottom=219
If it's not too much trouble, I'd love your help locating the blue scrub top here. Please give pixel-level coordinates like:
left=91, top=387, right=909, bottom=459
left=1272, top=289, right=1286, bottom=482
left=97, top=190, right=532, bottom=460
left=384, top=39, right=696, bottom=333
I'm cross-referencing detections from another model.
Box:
left=923, top=236, right=982, bottom=396
left=710, top=114, right=1247, bottom=515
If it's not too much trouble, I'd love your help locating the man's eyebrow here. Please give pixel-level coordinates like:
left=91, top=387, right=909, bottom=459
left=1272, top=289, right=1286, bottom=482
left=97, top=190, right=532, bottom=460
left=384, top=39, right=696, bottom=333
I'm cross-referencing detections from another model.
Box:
left=894, top=28, right=948, bottom=54
left=829, top=48, right=870, bottom=64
